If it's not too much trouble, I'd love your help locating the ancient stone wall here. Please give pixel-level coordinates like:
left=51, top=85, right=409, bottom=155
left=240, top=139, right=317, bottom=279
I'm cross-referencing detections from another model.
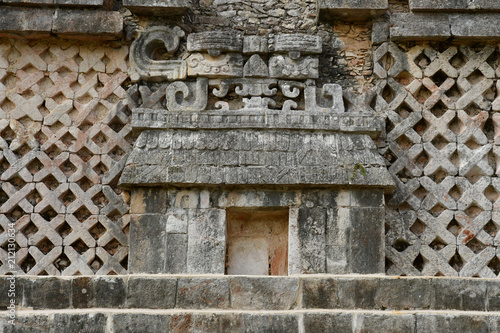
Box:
left=1, top=0, right=500, bottom=281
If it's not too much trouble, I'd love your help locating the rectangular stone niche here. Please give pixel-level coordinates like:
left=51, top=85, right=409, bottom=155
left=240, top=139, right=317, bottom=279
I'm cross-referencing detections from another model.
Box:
left=225, top=207, right=289, bottom=276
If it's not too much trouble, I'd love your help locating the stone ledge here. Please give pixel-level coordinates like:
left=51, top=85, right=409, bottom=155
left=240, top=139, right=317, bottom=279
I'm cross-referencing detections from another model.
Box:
left=0, top=0, right=104, bottom=7
left=122, top=0, right=190, bottom=15
left=391, top=13, right=500, bottom=41
left=409, top=0, right=500, bottom=12
left=0, top=6, right=122, bottom=40
left=1, top=310, right=500, bottom=332
left=319, top=0, right=388, bottom=21
left=2, top=275, right=500, bottom=312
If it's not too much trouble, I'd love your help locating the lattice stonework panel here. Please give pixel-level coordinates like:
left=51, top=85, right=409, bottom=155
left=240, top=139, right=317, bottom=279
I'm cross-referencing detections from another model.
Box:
left=0, top=39, right=131, bottom=275
left=376, top=42, right=500, bottom=277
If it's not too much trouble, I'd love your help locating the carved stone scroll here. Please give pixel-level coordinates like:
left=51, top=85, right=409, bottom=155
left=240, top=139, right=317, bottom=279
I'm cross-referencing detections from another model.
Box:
left=129, top=26, right=187, bottom=82
left=166, top=78, right=208, bottom=112
left=305, top=83, right=345, bottom=113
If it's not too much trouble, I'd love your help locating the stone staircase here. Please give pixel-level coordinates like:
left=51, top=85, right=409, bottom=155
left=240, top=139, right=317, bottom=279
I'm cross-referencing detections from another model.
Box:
left=1, top=275, right=500, bottom=332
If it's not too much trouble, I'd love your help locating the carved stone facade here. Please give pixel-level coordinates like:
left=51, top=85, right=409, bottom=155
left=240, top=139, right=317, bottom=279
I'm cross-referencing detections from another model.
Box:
left=121, top=28, right=393, bottom=275
left=3, top=0, right=500, bottom=331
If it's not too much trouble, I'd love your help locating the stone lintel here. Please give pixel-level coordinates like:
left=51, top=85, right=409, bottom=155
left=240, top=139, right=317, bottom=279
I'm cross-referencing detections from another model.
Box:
left=390, top=13, right=451, bottom=41
left=131, top=108, right=385, bottom=136
left=391, top=13, right=500, bottom=41
left=319, top=0, right=388, bottom=21
left=409, top=0, right=500, bottom=12
left=0, top=6, right=123, bottom=40
left=0, top=0, right=104, bottom=6
left=122, top=0, right=190, bottom=15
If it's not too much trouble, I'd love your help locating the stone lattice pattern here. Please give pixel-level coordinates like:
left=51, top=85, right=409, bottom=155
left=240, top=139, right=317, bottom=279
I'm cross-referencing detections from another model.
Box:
left=0, top=39, right=131, bottom=275
left=376, top=42, right=500, bottom=277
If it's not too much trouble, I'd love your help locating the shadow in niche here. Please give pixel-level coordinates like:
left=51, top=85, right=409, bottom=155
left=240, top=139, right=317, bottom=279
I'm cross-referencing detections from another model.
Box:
left=225, top=207, right=289, bottom=276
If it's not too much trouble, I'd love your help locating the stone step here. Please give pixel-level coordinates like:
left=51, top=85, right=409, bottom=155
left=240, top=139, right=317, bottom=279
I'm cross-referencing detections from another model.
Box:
left=2, top=274, right=500, bottom=312
left=1, top=309, right=500, bottom=332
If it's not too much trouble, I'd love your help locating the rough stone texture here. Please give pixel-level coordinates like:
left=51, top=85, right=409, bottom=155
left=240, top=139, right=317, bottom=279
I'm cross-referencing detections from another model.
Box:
left=390, top=13, right=451, bottom=41
left=176, top=278, right=230, bottom=309
left=0, top=7, right=122, bottom=40
left=451, top=14, right=500, bottom=40
left=52, top=10, right=123, bottom=40
left=127, top=276, right=177, bottom=309
left=410, top=0, right=500, bottom=11
left=122, top=0, right=190, bottom=15
left=128, top=215, right=166, bottom=274
left=319, top=0, right=388, bottom=20
left=0, top=7, right=53, bottom=38
left=230, top=277, right=299, bottom=310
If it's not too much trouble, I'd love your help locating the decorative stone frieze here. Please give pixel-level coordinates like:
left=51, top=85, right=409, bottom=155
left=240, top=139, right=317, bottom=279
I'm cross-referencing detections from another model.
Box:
left=121, top=27, right=393, bottom=276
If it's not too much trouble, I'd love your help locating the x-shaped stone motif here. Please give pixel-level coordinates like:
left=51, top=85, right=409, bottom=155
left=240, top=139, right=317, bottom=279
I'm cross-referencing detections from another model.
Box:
left=0, top=182, right=35, bottom=214
left=421, top=77, right=456, bottom=110
left=420, top=176, right=457, bottom=210
left=388, top=143, right=424, bottom=177
left=455, top=176, right=492, bottom=211
left=456, top=110, right=488, bottom=145
left=47, top=45, right=79, bottom=72
left=423, top=142, right=458, bottom=176
left=423, top=46, right=459, bottom=78
left=458, top=143, right=493, bottom=177
left=25, top=246, right=62, bottom=275
left=61, top=245, right=95, bottom=276
left=458, top=243, right=495, bottom=278
left=387, top=177, right=422, bottom=210
left=421, top=109, right=456, bottom=143
left=12, top=40, right=48, bottom=71
left=94, top=246, right=128, bottom=275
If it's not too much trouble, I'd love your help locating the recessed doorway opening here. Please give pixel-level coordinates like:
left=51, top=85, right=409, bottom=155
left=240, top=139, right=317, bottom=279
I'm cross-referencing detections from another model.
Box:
left=225, top=207, right=289, bottom=276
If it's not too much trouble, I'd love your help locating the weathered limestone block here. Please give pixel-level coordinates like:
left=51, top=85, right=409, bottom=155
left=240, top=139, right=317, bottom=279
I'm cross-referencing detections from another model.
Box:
left=0, top=7, right=53, bottom=38
left=451, top=14, right=500, bottom=39
left=127, top=276, right=177, bottom=309
left=319, top=0, right=388, bottom=20
left=390, top=13, right=451, bottom=41
left=243, top=36, right=268, bottom=54
left=410, top=0, right=500, bottom=11
left=112, top=314, right=171, bottom=332
left=230, top=277, right=299, bottom=310
left=122, top=0, right=190, bottom=15
left=128, top=214, right=166, bottom=274
left=176, top=278, right=230, bottom=309
left=186, top=209, right=226, bottom=274
left=269, top=34, right=322, bottom=58
left=187, top=31, right=243, bottom=56
left=129, top=26, right=187, bottom=82
left=409, top=0, right=467, bottom=11
left=52, top=9, right=123, bottom=40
